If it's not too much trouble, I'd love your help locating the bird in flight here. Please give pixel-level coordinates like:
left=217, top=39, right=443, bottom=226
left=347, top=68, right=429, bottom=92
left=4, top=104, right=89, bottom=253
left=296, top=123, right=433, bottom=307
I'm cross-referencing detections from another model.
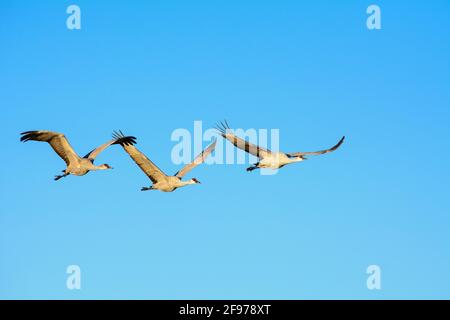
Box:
left=20, top=130, right=136, bottom=180
left=216, top=121, right=344, bottom=172
left=113, top=131, right=217, bottom=192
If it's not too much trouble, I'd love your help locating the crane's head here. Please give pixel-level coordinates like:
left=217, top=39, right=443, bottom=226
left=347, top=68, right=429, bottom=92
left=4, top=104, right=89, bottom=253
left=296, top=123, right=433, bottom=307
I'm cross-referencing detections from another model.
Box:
left=190, top=178, right=201, bottom=184
left=99, top=164, right=113, bottom=170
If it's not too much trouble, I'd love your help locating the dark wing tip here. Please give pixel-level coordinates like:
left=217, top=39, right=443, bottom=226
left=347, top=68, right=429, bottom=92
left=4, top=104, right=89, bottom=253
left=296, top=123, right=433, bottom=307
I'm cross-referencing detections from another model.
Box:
left=20, top=130, right=36, bottom=135
left=20, top=131, right=39, bottom=142
left=330, top=136, right=345, bottom=151
left=215, top=120, right=231, bottom=136
left=112, top=130, right=137, bottom=146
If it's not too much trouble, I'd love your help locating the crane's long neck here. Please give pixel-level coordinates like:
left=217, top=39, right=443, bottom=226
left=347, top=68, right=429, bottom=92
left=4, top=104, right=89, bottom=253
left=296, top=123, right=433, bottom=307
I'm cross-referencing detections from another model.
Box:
left=179, top=179, right=196, bottom=187
left=287, top=157, right=305, bottom=164
left=90, top=163, right=110, bottom=171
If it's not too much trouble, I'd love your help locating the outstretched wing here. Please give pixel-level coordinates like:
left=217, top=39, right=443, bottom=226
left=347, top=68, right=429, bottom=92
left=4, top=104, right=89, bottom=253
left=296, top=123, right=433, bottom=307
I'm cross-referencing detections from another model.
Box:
left=215, top=120, right=271, bottom=159
left=20, top=130, right=80, bottom=166
left=83, top=134, right=137, bottom=161
left=112, top=130, right=167, bottom=183
left=287, top=136, right=345, bottom=158
left=175, top=139, right=217, bottom=178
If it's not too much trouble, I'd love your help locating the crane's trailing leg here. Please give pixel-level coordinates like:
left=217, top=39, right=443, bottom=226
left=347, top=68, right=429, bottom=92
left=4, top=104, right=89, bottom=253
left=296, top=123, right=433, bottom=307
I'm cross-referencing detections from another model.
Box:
left=246, top=164, right=259, bottom=172
left=141, top=187, right=154, bottom=191
left=54, top=172, right=69, bottom=181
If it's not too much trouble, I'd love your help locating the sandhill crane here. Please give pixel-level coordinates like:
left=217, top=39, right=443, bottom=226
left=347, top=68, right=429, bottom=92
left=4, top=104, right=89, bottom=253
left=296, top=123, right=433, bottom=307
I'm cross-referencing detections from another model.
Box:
left=113, top=131, right=216, bottom=192
left=20, top=130, right=136, bottom=180
left=216, top=121, right=344, bottom=172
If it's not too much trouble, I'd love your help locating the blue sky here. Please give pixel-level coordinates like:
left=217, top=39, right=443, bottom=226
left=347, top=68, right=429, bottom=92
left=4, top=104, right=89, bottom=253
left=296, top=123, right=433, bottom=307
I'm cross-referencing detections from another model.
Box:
left=1, top=0, right=449, bottom=299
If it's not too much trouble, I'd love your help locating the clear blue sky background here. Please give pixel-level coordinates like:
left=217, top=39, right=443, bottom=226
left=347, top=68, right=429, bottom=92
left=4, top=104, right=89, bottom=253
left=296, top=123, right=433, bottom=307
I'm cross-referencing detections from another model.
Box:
left=1, top=0, right=449, bottom=299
